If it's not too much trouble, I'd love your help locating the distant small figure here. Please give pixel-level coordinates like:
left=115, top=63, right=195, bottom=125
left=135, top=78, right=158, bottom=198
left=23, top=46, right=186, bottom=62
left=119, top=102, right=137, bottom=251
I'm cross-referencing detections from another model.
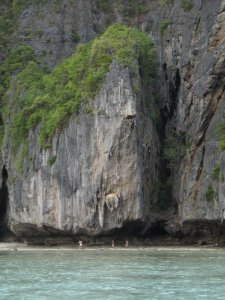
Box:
left=112, top=240, right=115, bottom=248
left=78, top=240, right=83, bottom=248
left=125, top=240, right=129, bottom=248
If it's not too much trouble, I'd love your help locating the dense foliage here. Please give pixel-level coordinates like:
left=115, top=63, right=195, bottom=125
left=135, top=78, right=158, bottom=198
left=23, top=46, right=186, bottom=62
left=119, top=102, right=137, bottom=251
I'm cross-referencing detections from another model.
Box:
left=5, top=24, right=156, bottom=149
left=0, top=1, right=13, bottom=61
left=0, top=1, right=14, bottom=148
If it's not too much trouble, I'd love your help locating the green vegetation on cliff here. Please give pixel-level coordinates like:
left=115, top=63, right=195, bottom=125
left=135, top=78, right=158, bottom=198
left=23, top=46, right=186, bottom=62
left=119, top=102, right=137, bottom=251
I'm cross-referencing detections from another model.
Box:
left=0, top=43, right=37, bottom=138
left=5, top=24, right=156, bottom=150
left=180, top=0, right=193, bottom=12
left=211, top=163, right=220, bottom=181
left=1, top=44, right=37, bottom=96
left=160, top=0, right=174, bottom=7
left=205, top=185, right=215, bottom=202
left=159, top=19, right=171, bottom=38
left=12, top=0, right=61, bottom=15
left=0, top=1, right=12, bottom=52
left=0, top=1, right=42, bottom=148
left=95, top=0, right=150, bottom=23
left=47, top=155, right=57, bottom=166
left=215, top=123, right=225, bottom=150
left=0, top=1, right=14, bottom=146
left=162, top=130, right=190, bottom=168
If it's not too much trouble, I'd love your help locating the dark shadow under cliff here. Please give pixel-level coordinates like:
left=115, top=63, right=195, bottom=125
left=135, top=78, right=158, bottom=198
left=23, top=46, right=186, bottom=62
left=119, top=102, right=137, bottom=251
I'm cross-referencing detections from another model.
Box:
left=0, top=165, right=15, bottom=241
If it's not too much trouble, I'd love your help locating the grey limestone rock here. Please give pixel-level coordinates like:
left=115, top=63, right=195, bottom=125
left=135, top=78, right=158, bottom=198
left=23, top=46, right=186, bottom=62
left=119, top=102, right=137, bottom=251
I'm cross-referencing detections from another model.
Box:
left=1, top=0, right=225, bottom=242
left=159, top=0, right=225, bottom=229
left=4, top=62, right=158, bottom=238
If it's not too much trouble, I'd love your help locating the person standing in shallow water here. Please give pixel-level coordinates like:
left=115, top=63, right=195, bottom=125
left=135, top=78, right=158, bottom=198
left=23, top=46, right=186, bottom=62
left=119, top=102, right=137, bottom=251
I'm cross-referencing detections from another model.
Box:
left=125, top=240, right=129, bottom=248
left=112, top=240, right=115, bottom=247
left=78, top=240, right=83, bottom=248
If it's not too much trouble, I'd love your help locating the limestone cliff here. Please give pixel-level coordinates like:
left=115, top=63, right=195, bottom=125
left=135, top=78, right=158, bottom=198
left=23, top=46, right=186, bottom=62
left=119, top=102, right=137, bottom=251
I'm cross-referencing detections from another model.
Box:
left=4, top=62, right=158, bottom=240
left=0, top=0, right=225, bottom=244
left=159, top=0, right=225, bottom=240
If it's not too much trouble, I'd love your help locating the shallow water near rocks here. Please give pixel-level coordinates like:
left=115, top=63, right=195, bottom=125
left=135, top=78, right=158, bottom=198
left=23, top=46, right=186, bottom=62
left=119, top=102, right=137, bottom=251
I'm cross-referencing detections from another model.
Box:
left=0, top=247, right=225, bottom=299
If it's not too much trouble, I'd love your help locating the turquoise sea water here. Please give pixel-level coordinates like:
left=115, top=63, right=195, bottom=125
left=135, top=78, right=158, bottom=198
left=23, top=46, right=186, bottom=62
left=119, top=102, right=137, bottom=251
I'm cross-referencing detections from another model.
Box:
left=0, top=247, right=225, bottom=299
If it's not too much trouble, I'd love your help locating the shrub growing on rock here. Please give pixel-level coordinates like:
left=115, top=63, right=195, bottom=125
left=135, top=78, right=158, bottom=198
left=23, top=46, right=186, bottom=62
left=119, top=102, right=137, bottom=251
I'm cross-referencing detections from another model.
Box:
left=5, top=24, right=156, bottom=149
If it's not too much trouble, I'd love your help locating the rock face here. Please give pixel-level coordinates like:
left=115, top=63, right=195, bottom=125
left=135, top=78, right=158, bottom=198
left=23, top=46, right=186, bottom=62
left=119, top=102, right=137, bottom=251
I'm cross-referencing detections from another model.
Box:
left=17, top=0, right=96, bottom=69
left=1, top=0, right=225, bottom=243
left=160, top=0, right=225, bottom=222
left=4, top=62, right=158, bottom=239
left=154, top=0, right=225, bottom=242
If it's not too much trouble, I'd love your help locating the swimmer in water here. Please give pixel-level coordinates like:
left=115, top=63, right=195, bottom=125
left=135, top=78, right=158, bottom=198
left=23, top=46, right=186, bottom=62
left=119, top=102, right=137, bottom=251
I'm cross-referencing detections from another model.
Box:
left=125, top=240, right=129, bottom=248
left=112, top=240, right=115, bottom=248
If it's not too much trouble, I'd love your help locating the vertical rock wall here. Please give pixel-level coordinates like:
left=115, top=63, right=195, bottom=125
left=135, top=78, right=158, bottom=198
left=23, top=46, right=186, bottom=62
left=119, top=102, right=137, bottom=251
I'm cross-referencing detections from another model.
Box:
left=159, top=0, right=225, bottom=230
left=4, top=63, right=158, bottom=238
left=1, top=0, right=225, bottom=241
